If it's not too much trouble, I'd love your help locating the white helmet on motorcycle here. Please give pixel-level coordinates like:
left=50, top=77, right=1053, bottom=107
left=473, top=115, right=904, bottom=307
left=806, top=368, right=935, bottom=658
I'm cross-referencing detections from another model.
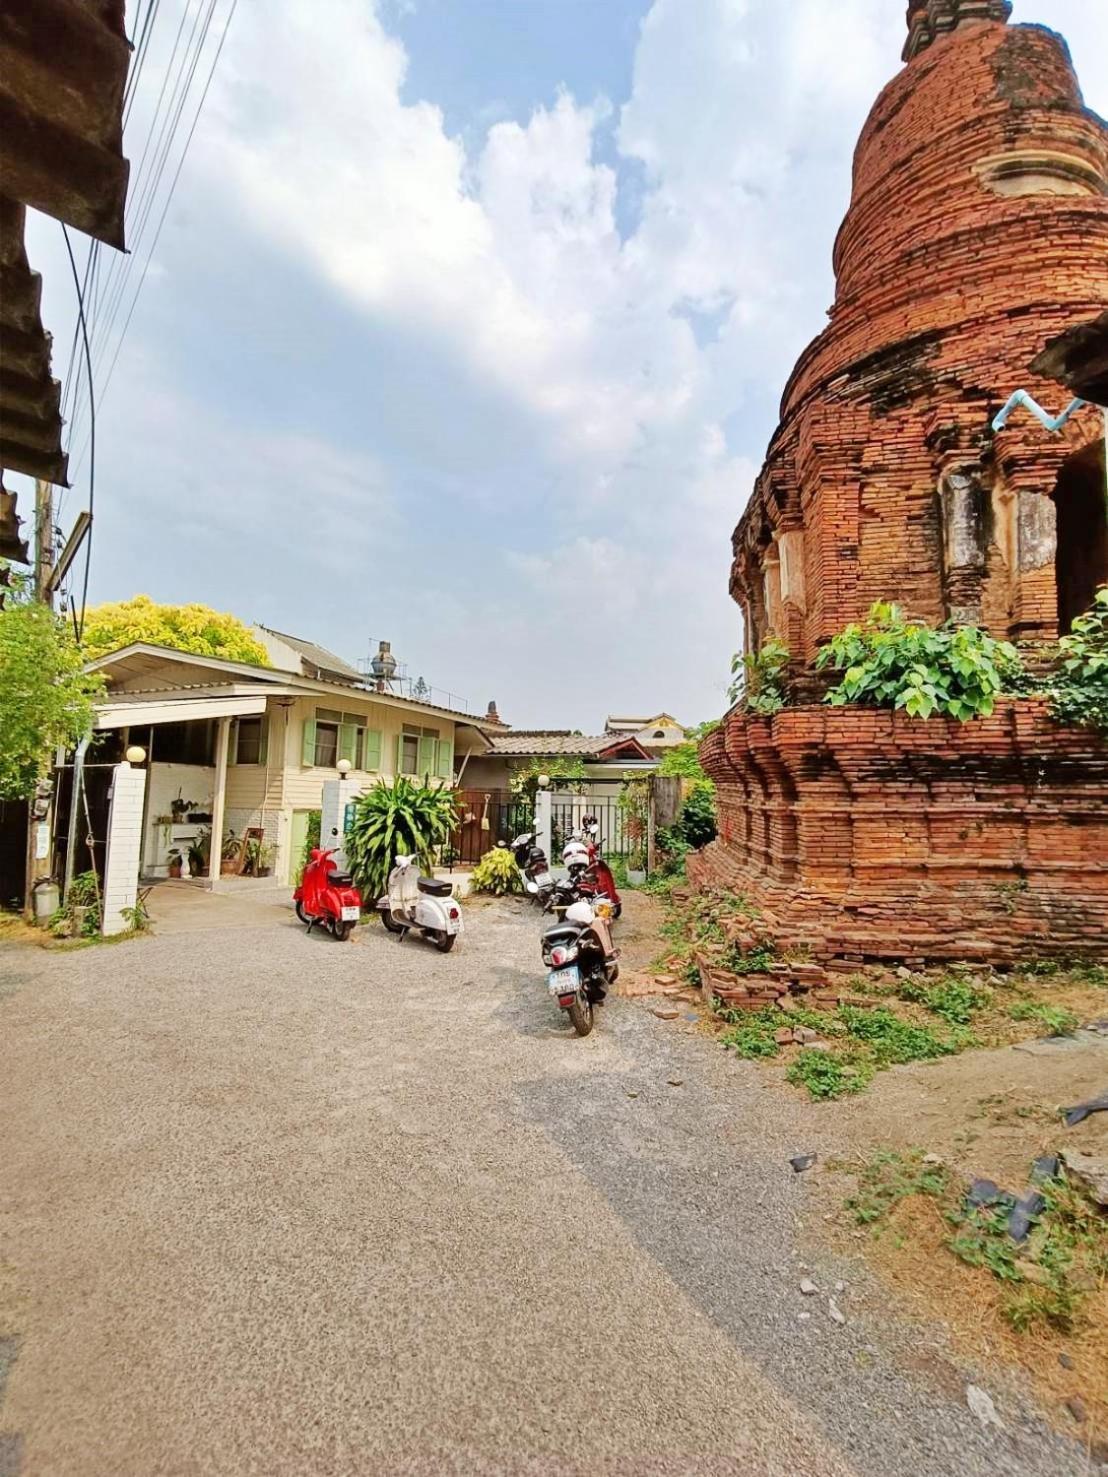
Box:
left=562, top=840, right=589, bottom=864
left=565, top=899, right=594, bottom=925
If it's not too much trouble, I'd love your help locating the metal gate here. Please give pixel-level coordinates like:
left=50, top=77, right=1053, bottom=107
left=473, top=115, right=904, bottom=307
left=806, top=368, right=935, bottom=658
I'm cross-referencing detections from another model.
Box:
left=550, top=793, right=636, bottom=859
left=451, top=789, right=532, bottom=864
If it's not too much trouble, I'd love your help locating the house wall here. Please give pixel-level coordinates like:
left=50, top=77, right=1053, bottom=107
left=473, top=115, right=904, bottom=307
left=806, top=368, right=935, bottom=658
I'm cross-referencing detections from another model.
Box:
left=225, top=695, right=459, bottom=880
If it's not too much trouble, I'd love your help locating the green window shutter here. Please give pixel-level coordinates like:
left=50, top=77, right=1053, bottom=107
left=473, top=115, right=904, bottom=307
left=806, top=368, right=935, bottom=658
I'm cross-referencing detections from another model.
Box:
left=258, top=715, right=269, bottom=765
left=435, top=737, right=453, bottom=780
left=339, top=722, right=359, bottom=767
left=301, top=718, right=317, bottom=766
left=396, top=732, right=405, bottom=775
left=418, top=735, right=436, bottom=777
left=364, top=729, right=382, bottom=772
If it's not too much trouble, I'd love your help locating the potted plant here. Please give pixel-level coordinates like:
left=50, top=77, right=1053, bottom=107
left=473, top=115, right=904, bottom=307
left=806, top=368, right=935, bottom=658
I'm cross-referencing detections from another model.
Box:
left=188, top=827, right=212, bottom=878
left=255, top=844, right=275, bottom=878
left=167, top=848, right=184, bottom=879
left=220, top=832, right=240, bottom=875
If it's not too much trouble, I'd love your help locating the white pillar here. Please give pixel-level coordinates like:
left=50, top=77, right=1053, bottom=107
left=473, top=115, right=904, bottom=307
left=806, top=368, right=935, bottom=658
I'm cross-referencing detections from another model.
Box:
left=210, top=716, right=231, bottom=883
left=320, top=777, right=361, bottom=871
left=101, top=762, right=147, bottom=935
left=534, top=788, right=553, bottom=864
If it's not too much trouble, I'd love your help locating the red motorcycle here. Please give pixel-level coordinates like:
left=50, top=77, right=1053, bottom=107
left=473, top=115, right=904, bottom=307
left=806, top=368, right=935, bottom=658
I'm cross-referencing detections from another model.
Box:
left=294, top=847, right=362, bottom=941
left=571, top=818, right=622, bottom=918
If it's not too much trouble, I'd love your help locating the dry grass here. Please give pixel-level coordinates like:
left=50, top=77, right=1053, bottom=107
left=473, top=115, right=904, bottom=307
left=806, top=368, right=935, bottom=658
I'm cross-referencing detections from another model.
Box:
left=838, top=1173, right=1108, bottom=1448
left=0, top=911, right=53, bottom=949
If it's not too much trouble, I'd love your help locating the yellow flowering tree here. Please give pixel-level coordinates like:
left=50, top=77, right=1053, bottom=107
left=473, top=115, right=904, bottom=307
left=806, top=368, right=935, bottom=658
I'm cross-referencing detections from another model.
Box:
left=80, top=595, right=271, bottom=666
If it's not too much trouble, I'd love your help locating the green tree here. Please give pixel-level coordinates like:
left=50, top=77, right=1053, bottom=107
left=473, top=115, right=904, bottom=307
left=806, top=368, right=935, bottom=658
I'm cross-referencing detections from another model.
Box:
left=80, top=594, right=271, bottom=666
left=509, top=755, right=587, bottom=803
left=0, top=580, right=104, bottom=800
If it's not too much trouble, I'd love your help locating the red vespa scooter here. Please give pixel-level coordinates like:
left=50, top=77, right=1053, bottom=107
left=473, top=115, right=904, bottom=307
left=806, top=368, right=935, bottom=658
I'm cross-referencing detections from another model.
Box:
left=294, top=847, right=362, bottom=941
left=579, top=817, right=622, bottom=918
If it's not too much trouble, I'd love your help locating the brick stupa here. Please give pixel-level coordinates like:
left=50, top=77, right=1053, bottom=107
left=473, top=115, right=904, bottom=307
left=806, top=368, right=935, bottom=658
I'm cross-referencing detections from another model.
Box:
left=691, top=1, right=1108, bottom=963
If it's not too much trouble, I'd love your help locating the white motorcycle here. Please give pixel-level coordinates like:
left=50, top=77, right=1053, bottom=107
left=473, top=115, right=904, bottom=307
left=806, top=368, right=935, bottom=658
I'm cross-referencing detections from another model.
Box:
left=376, top=855, right=463, bottom=952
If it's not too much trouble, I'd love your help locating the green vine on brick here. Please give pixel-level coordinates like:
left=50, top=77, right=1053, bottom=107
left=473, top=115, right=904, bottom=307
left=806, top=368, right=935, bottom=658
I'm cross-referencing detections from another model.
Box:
left=815, top=603, right=1021, bottom=720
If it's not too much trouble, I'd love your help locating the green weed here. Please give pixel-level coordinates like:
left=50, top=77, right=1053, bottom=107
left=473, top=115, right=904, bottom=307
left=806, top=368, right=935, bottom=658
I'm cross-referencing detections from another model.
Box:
left=718, top=1009, right=781, bottom=1060
left=1005, top=1000, right=1080, bottom=1035
left=786, top=1049, right=874, bottom=1100
left=899, top=976, right=992, bottom=1026
left=846, top=1150, right=950, bottom=1225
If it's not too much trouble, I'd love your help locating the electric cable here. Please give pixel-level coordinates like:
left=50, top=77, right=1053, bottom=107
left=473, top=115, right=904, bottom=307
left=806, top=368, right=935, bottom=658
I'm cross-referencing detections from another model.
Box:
left=73, top=0, right=238, bottom=456
left=61, top=225, right=96, bottom=643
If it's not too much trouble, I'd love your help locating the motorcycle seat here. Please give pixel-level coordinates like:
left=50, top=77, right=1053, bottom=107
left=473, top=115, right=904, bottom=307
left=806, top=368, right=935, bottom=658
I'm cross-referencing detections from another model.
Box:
left=327, top=870, right=354, bottom=886
left=417, top=877, right=453, bottom=898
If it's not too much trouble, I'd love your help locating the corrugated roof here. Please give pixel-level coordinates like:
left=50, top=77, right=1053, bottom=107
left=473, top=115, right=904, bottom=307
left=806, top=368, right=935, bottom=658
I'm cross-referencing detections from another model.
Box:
left=0, top=0, right=131, bottom=248
left=0, top=198, right=67, bottom=484
left=258, top=625, right=363, bottom=682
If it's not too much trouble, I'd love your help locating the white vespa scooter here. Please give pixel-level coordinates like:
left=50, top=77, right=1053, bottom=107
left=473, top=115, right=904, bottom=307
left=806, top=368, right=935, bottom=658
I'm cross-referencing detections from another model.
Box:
left=376, top=854, right=463, bottom=952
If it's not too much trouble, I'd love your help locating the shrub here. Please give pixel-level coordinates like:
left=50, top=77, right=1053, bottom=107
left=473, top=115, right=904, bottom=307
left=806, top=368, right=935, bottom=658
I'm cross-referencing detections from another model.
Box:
left=676, top=782, right=717, bottom=848
left=344, top=778, right=457, bottom=900
left=816, top=602, right=1021, bottom=720
left=728, top=638, right=790, bottom=715
left=470, top=846, right=523, bottom=896
left=1049, top=584, right=1108, bottom=734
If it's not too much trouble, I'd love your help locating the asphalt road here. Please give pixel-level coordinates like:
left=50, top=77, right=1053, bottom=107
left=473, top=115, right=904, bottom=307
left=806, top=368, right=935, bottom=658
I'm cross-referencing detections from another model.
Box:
left=0, top=897, right=1090, bottom=1476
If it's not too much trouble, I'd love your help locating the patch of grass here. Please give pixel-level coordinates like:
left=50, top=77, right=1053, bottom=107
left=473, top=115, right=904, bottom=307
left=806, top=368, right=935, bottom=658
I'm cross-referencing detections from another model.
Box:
left=718, top=1008, right=781, bottom=1060
left=946, top=1205, right=1024, bottom=1283
left=721, top=942, right=776, bottom=975
left=836, top=1006, right=969, bottom=1065
left=847, top=1149, right=950, bottom=1225
left=786, top=1048, right=874, bottom=1100
left=1010, top=957, right=1107, bottom=989
left=1005, top=1000, right=1080, bottom=1034
left=898, top=975, right=992, bottom=1026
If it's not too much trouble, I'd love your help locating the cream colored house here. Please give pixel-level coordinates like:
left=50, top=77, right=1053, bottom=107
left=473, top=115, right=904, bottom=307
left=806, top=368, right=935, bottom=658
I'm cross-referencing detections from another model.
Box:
left=87, top=639, right=502, bottom=886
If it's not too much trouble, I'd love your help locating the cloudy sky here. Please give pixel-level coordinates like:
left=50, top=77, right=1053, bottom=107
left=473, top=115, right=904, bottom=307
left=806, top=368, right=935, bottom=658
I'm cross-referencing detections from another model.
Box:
left=17, top=0, right=1108, bottom=728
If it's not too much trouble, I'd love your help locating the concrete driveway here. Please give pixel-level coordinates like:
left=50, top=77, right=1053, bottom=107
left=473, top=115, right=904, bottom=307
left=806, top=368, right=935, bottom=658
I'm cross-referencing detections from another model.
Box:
left=0, top=900, right=1088, bottom=1477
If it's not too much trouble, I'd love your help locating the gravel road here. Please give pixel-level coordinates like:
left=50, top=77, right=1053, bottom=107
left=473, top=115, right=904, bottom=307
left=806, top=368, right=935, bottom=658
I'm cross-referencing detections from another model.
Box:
left=0, top=896, right=1090, bottom=1476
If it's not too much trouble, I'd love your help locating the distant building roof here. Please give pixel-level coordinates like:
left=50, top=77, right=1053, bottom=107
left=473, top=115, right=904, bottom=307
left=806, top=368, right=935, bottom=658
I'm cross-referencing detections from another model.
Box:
left=488, top=732, right=655, bottom=762
left=255, top=625, right=363, bottom=682
left=605, top=712, right=684, bottom=733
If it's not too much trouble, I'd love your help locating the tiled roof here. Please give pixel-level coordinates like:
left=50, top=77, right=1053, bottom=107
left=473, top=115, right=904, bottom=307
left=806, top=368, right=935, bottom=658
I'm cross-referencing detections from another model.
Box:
left=489, top=733, right=609, bottom=756
left=488, top=732, right=656, bottom=759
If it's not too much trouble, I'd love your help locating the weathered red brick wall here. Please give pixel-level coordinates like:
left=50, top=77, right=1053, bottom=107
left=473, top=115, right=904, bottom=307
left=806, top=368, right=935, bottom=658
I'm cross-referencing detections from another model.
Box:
left=693, top=701, right=1108, bottom=963
left=733, top=19, right=1108, bottom=657
left=706, top=14, right=1108, bottom=964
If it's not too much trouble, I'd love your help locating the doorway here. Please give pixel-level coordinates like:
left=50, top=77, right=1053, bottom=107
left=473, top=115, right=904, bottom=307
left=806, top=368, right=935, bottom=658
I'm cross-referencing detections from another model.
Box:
left=1055, top=439, right=1108, bottom=632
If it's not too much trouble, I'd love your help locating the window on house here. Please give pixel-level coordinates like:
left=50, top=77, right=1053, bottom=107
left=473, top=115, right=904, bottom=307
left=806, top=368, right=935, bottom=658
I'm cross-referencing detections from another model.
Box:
left=400, top=724, right=450, bottom=778
left=302, top=709, right=382, bottom=770
left=314, top=708, right=341, bottom=768
left=234, top=717, right=266, bottom=765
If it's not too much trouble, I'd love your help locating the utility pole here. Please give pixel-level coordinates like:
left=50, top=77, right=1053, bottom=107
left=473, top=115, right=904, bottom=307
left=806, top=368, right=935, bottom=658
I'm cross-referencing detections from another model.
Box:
left=34, top=478, right=54, bottom=601
left=24, top=480, right=57, bottom=918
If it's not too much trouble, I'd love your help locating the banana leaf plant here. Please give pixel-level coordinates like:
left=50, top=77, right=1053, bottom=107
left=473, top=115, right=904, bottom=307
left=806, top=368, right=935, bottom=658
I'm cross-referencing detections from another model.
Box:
left=344, top=777, right=458, bottom=900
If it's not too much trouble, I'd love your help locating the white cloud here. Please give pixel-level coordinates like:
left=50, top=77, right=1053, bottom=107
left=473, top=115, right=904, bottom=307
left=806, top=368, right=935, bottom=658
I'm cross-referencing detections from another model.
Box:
left=40, top=0, right=1105, bottom=726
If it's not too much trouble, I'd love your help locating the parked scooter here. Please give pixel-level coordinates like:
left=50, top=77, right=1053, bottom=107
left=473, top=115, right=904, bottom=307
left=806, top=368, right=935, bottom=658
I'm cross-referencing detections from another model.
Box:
left=563, top=820, right=622, bottom=917
left=294, top=847, right=362, bottom=941
left=377, top=854, right=463, bottom=952
left=541, top=891, right=619, bottom=1036
left=509, top=831, right=555, bottom=902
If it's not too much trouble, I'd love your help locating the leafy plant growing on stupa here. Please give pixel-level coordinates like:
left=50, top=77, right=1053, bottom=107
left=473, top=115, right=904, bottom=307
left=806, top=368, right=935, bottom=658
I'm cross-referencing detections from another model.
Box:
left=1048, top=585, right=1108, bottom=734
left=728, top=638, right=791, bottom=715
left=816, top=603, right=1021, bottom=720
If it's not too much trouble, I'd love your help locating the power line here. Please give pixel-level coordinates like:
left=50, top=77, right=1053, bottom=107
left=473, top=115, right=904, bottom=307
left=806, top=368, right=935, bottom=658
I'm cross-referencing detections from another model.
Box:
left=73, top=0, right=239, bottom=465
left=61, top=225, right=96, bottom=641
left=89, top=0, right=203, bottom=374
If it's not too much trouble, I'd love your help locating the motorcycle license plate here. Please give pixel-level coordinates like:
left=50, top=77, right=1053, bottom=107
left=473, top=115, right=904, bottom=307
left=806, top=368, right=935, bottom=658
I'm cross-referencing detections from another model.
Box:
left=341, top=906, right=360, bottom=922
left=534, top=870, right=554, bottom=889
left=548, top=965, right=580, bottom=997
